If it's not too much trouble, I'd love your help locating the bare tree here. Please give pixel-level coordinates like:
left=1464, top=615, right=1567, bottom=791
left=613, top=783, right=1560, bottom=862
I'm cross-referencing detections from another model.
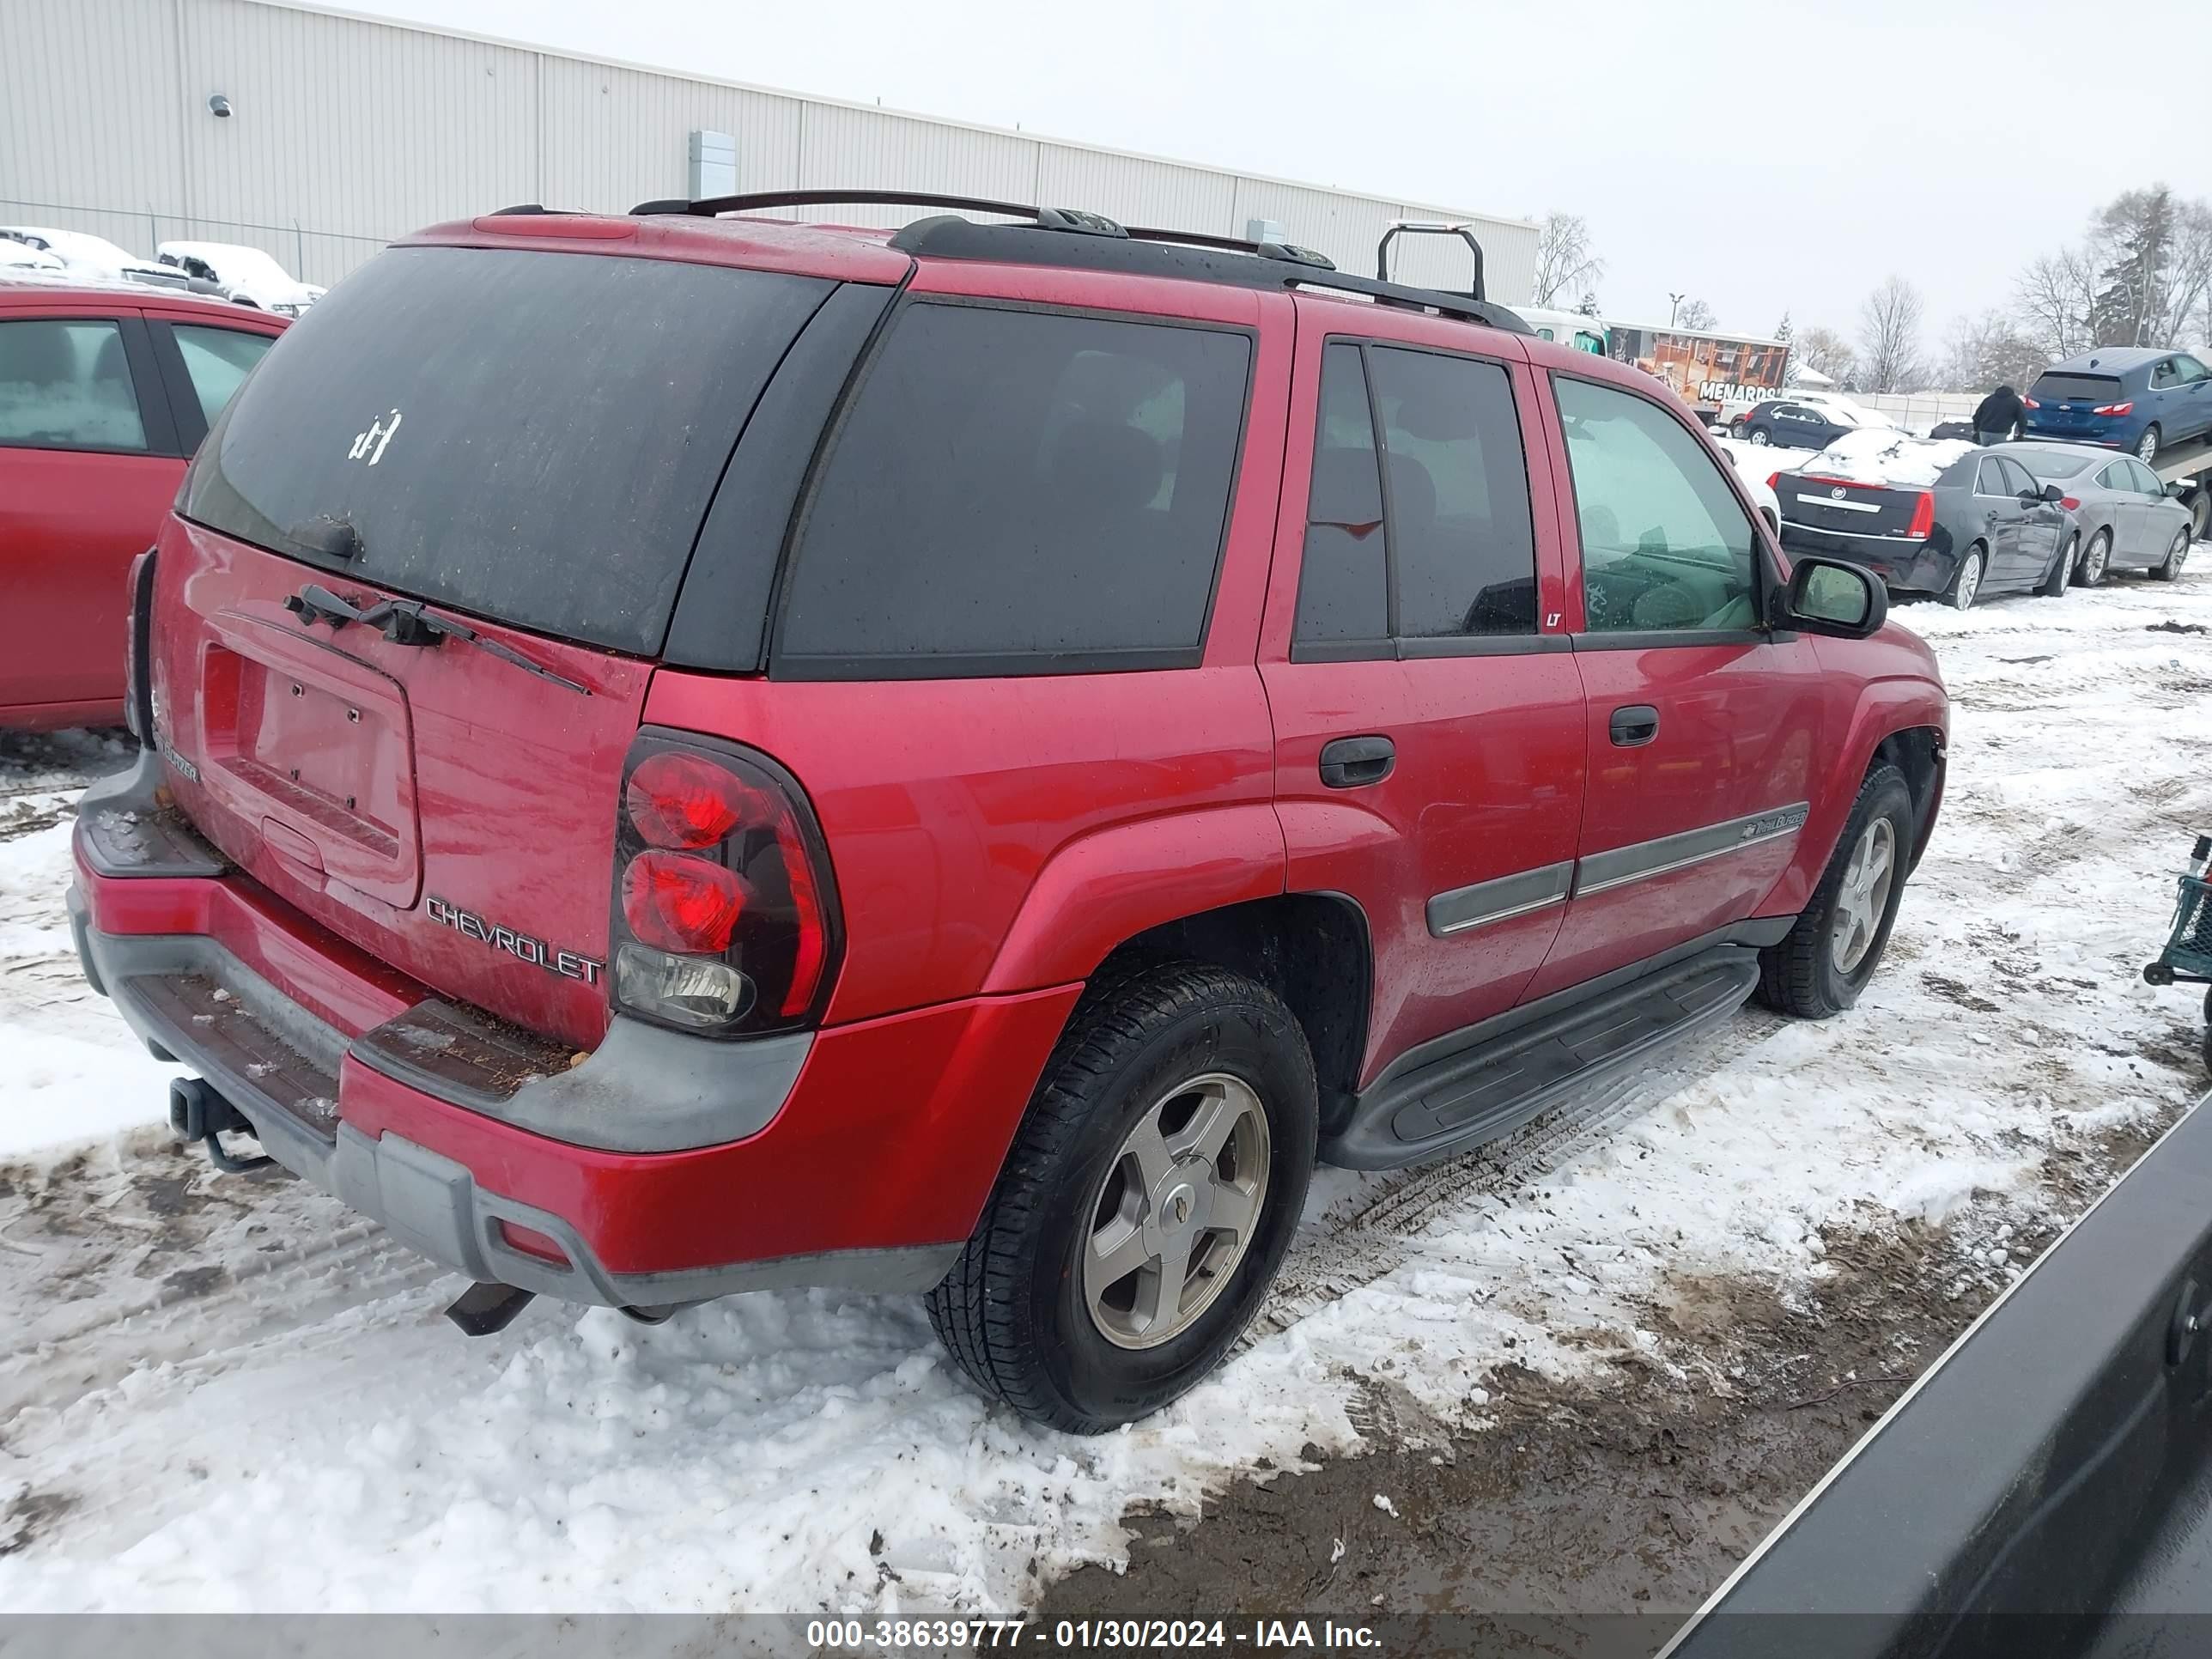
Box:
left=1942, top=311, right=2044, bottom=392
left=1674, top=297, right=1717, bottom=331
left=1857, top=276, right=1926, bottom=393
left=1530, top=212, right=1604, bottom=307
left=2015, top=248, right=2100, bottom=362
left=1792, top=325, right=1856, bottom=386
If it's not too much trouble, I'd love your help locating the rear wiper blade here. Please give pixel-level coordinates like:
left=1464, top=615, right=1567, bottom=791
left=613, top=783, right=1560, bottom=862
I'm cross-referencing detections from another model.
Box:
left=283, top=583, right=590, bottom=696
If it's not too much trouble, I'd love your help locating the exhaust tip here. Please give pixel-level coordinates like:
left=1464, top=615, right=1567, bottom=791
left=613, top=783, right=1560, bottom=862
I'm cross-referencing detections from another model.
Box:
left=444, top=1281, right=538, bottom=1337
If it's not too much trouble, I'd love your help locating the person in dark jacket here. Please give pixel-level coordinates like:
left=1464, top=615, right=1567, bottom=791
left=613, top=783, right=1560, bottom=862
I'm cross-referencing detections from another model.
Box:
left=1973, top=384, right=2025, bottom=445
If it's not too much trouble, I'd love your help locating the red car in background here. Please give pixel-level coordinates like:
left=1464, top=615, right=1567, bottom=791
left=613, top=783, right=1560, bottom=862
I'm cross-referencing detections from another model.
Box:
left=0, top=276, right=286, bottom=729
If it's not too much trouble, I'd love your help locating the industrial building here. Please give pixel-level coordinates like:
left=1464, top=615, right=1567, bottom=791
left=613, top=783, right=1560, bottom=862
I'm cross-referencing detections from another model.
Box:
left=1, top=0, right=1538, bottom=300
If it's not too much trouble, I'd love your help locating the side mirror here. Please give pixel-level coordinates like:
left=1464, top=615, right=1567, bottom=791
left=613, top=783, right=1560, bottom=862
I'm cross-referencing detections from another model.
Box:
left=1773, top=556, right=1886, bottom=640
left=2040, top=482, right=2065, bottom=504
left=2168, top=482, right=2191, bottom=498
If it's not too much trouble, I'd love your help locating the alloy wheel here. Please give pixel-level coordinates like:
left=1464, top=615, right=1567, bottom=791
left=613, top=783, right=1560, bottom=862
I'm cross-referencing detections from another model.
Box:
left=2084, top=534, right=2110, bottom=583
left=1830, top=817, right=1896, bottom=976
left=1952, top=551, right=1983, bottom=610
left=1083, top=1073, right=1272, bottom=1350
left=2169, top=531, right=2191, bottom=575
left=2138, top=428, right=2160, bottom=463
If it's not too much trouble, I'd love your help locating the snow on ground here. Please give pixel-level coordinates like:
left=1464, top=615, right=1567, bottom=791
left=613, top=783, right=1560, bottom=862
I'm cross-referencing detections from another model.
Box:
left=2, top=571, right=2209, bottom=1615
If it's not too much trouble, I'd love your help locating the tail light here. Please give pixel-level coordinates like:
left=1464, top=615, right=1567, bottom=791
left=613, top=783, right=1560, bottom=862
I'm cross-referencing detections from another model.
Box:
left=124, top=549, right=156, bottom=744
left=1766, top=471, right=1782, bottom=490
left=609, top=730, right=842, bottom=1037
left=2060, top=495, right=2081, bottom=512
left=2022, top=396, right=2040, bottom=410
left=2094, top=401, right=2134, bottom=416
left=1905, top=491, right=1936, bottom=541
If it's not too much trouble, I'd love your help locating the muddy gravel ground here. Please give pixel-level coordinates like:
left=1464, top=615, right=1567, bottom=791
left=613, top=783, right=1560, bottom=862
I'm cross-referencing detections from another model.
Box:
left=1041, top=1133, right=2167, bottom=1644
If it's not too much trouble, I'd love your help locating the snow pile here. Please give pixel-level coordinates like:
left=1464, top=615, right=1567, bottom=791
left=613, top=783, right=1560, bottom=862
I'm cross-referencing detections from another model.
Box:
left=1808, top=428, right=1977, bottom=487
left=2, top=573, right=2210, bottom=1613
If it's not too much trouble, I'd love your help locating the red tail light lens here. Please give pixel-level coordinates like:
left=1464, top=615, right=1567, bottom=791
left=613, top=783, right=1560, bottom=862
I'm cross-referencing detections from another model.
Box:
left=2061, top=495, right=2081, bottom=512
left=623, top=852, right=747, bottom=953
left=2022, top=396, right=2039, bottom=409
left=609, top=732, right=842, bottom=1038
left=1905, top=491, right=1936, bottom=541
left=2094, top=402, right=2134, bottom=416
left=627, top=751, right=747, bottom=849
left=1766, top=471, right=1782, bottom=490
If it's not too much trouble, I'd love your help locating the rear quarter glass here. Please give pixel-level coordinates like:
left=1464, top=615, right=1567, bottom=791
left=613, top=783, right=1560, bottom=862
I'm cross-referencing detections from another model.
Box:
left=772, top=299, right=1254, bottom=678
left=180, top=245, right=836, bottom=655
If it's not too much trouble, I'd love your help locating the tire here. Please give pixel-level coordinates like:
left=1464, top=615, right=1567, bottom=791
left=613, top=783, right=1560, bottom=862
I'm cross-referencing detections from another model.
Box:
left=926, top=963, right=1317, bottom=1432
left=1946, top=545, right=1985, bottom=610
left=1756, top=763, right=1915, bottom=1018
left=2137, top=425, right=2162, bottom=465
left=1760, top=507, right=1779, bottom=538
left=1749, top=428, right=1771, bottom=447
left=2077, top=528, right=2112, bottom=586
left=1729, top=419, right=1748, bottom=439
left=2154, top=526, right=2191, bottom=581
left=2203, top=987, right=2211, bottom=1077
left=2039, top=532, right=2078, bottom=597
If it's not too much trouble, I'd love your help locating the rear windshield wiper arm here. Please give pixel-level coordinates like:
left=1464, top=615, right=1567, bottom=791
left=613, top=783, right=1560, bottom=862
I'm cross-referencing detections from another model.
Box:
left=283, top=582, right=590, bottom=696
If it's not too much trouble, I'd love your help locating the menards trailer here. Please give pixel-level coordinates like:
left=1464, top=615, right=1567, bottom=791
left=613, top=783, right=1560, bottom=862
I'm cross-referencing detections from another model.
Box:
left=1607, top=320, right=1790, bottom=424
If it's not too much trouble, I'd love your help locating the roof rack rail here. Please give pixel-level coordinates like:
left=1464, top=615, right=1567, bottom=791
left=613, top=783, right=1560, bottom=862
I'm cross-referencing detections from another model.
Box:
left=628, top=187, right=1133, bottom=236
left=624, top=189, right=1523, bottom=336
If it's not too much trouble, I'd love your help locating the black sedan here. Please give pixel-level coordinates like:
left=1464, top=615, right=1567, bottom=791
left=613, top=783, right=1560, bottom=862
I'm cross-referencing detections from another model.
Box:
left=1733, top=399, right=1854, bottom=450
left=2005, top=441, right=2192, bottom=585
left=1774, top=434, right=2076, bottom=609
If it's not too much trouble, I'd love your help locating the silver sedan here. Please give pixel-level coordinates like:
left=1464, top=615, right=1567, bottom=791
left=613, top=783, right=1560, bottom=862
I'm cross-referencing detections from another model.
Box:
left=2008, top=441, right=2192, bottom=585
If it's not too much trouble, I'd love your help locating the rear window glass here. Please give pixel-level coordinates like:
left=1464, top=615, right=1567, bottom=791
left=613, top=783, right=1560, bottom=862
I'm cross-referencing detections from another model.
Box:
left=2014, top=451, right=2092, bottom=479
left=777, top=302, right=1251, bottom=676
left=2031, top=374, right=2122, bottom=403
left=181, top=246, right=832, bottom=654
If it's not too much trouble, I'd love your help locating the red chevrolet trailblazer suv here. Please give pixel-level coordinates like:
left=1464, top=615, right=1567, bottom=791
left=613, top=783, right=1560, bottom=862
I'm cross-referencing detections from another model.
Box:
left=68, top=191, right=1947, bottom=1431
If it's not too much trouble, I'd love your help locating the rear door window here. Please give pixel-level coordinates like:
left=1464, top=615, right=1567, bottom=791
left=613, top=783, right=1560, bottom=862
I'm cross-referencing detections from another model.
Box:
left=181, top=246, right=836, bottom=655
left=776, top=301, right=1253, bottom=677
left=1293, top=343, right=1389, bottom=651
left=1366, top=346, right=1537, bottom=639
left=170, top=325, right=273, bottom=428
left=0, top=318, right=148, bottom=453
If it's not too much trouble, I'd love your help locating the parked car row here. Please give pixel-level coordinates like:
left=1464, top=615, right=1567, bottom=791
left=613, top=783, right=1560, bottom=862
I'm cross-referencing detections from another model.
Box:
left=1768, top=425, right=2192, bottom=608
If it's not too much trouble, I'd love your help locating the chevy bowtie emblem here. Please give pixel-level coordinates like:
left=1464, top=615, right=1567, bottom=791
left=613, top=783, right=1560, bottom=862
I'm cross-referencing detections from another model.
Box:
left=1830, top=486, right=1845, bottom=499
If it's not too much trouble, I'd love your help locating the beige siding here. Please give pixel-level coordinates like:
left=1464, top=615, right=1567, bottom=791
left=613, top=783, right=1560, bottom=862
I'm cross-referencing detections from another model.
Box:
left=2, top=0, right=1538, bottom=300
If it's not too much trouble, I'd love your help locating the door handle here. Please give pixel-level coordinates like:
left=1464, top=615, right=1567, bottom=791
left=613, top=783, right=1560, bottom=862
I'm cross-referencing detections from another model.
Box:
left=1318, top=735, right=1395, bottom=788
left=1608, top=705, right=1660, bottom=747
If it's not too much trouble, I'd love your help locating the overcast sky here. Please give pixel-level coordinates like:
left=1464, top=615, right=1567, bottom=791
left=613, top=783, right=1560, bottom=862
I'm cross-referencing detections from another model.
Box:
left=364, top=0, right=2207, bottom=345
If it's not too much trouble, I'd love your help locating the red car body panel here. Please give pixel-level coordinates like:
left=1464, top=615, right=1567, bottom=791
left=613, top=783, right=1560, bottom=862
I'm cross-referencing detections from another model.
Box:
left=0, top=283, right=284, bottom=729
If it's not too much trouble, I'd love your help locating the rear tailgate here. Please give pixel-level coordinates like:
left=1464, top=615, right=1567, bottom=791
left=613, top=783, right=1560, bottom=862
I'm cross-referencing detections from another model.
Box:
left=2027, top=372, right=2124, bottom=437
left=150, top=240, right=865, bottom=1048
left=1773, top=471, right=1923, bottom=540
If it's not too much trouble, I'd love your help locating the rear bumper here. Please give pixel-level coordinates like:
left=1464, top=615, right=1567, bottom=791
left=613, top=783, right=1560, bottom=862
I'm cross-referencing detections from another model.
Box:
left=69, top=753, right=1079, bottom=1305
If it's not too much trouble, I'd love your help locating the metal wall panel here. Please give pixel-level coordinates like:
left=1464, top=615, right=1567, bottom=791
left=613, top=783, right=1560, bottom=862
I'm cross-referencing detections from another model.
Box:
left=0, top=0, right=186, bottom=229
left=0, top=0, right=1536, bottom=299
left=178, top=0, right=538, bottom=245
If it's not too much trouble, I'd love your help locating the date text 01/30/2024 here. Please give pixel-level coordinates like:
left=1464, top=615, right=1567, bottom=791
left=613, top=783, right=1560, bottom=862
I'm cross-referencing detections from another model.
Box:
left=805, top=1618, right=1384, bottom=1650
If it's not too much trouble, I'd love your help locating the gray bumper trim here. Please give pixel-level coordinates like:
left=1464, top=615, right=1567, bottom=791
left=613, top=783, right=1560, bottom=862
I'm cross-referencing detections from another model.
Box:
left=68, top=901, right=956, bottom=1307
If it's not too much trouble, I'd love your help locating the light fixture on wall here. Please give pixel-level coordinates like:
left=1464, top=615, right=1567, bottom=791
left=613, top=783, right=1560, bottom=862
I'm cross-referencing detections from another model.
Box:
left=208, top=94, right=233, bottom=118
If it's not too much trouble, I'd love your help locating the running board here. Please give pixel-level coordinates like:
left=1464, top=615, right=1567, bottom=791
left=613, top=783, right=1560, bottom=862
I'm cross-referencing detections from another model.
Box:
left=1322, top=947, right=1762, bottom=1170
